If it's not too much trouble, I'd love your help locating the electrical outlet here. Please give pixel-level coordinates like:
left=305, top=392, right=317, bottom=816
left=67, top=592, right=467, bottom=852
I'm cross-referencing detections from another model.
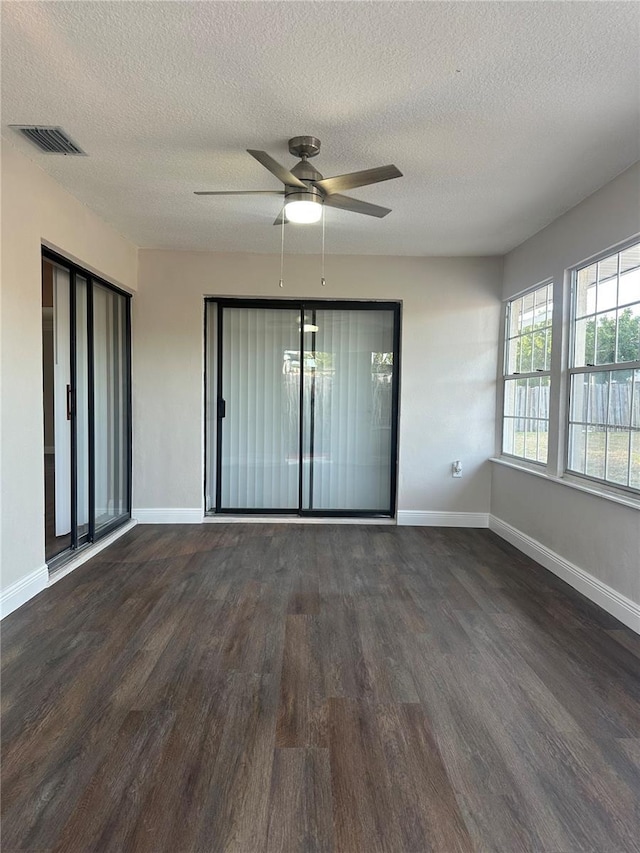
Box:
left=452, top=461, right=462, bottom=478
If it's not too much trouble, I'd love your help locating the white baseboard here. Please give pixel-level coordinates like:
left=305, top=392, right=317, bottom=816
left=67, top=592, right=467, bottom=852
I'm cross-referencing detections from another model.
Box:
left=1, top=520, right=138, bottom=620
left=132, top=508, right=203, bottom=524
left=489, top=515, right=640, bottom=635
left=1, top=565, right=48, bottom=619
left=397, top=510, right=489, bottom=527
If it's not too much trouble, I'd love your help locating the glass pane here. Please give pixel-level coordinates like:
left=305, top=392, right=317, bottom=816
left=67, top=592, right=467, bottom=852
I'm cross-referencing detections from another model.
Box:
left=597, top=254, right=618, bottom=282
left=520, top=292, right=535, bottom=332
left=568, top=423, right=586, bottom=474
left=532, top=330, right=547, bottom=371
left=502, top=417, right=515, bottom=455
left=507, top=335, right=519, bottom=374
left=520, top=333, right=534, bottom=373
left=538, top=375, right=550, bottom=421
left=512, top=378, right=527, bottom=456
left=632, top=370, right=640, bottom=429
left=588, top=372, right=608, bottom=426
left=618, top=265, right=640, bottom=308
left=620, top=245, right=640, bottom=276
left=630, top=429, right=640, bottom=490
left=523, top=426, right=537, bottom=461
left=596, top=274, right=618, bottom=313
left=585, top=429, right=605, bottom=480
left=504, top=379, right=527, bottom=456
left=46, top=263, right=72, bottom=560
left=605, top=429, right=630, bottom=486
left=503, top=379, right=517, bottom=418
left=608, top=370, right=632, bottom=428
left=534, top=284, right=549, bottom=325
left=537, top=422, right=548, bottom=463
left=300, top=313, right=317, bottom=511
left=570, top=373, right=589, bottom=423
left=93, top=284, right=129, bottom=531
left=544, top=328, right=552, bottom=371
left=75, top=276, right=89, bottom=541
left=616, top=305, right=640, bottom=364
left=306, top=309, right=395, bottom=511
left=595, top=311, right=617, bottom=365
left=573, top=317, right=595, bottom=367
left=576, top=264, right=597, bottom=317
left=508, top=299, right=523, bottom=339
left=220, top=307, right=300, bottom=509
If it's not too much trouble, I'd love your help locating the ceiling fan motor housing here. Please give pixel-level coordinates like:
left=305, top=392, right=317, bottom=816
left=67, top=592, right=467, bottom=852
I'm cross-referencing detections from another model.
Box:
left=284, top=185, right=323, bottom=204
left=290, top=159, right=323, bottom=184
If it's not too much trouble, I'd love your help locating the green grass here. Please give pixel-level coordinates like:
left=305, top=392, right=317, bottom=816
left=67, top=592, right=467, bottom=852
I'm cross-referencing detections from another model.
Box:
left=511, top=429, right=640, bottom=488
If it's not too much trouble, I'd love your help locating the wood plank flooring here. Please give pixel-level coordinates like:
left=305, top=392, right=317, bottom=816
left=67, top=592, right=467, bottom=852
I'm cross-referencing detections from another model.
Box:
left=2, top=524, right=639, bottom=852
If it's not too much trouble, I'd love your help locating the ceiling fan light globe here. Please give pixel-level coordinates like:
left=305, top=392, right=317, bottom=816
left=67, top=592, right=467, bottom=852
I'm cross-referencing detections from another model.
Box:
left=284, top=199, right=323, bottom=224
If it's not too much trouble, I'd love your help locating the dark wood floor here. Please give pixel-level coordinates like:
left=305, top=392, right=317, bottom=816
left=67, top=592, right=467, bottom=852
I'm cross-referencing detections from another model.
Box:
left=2, top=524, right=639, bottom=853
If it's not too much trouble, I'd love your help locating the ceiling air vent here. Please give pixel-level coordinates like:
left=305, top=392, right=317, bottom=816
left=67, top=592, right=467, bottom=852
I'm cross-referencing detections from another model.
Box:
left=10, top=125, right=86, bottom=155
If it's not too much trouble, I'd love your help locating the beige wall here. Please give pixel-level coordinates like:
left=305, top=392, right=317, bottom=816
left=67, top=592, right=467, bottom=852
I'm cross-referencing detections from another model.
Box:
left=133, top=251, right=503, bottom=515
left=493, top=161, right=640, bottom=607
left=0, top=140, right=138, bottom=593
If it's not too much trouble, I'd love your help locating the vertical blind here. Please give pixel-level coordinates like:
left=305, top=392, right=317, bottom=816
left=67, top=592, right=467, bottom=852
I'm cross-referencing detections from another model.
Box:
left=220, top=307, right=301, bottom=509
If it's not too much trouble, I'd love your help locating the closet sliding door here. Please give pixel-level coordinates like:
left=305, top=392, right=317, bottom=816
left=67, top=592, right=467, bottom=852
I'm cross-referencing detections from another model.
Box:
left=209, top=299, right=399, bottom=517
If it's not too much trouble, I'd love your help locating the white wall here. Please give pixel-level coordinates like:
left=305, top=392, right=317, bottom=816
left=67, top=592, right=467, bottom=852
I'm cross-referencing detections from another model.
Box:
left=493, top=161, right=640, bottom=611
left=133, top=252, right=502, bottom=518
left=503, top=162, right=640, bottom=299
left=0, top=140, right=138, bottom=599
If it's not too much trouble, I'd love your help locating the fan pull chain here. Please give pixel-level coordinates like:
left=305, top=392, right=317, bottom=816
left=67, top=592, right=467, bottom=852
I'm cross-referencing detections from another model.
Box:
left=279, top=210, right=285, bottom=288
left=321, top=205, right=326, bottom=287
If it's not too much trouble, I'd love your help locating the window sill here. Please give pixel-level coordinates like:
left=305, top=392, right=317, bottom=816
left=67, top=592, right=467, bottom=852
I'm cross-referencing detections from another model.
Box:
left=490, top=456, right=640, bottom=511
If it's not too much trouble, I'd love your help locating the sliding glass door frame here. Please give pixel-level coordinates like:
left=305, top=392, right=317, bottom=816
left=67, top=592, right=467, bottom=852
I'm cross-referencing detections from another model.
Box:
left=205, top=297, right=401, bottom=518
left=43, top=248, right=132, bottom=567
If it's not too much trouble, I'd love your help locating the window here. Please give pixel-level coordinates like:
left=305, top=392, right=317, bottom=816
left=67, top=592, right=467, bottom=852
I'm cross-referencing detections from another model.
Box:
left=568, top=241, right=640, bottom=491
left=502, top=282, right=553, bottom=463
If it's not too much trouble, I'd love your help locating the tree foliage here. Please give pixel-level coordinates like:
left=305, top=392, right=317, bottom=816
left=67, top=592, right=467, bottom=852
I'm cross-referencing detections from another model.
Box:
left=585, top=307, right=640, bottom=365
left=516, top=308, right=640, bottom=372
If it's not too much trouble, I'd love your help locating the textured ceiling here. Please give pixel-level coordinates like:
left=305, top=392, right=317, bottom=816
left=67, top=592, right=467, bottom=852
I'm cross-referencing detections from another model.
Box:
left=2, top=1, right=639, bottom=255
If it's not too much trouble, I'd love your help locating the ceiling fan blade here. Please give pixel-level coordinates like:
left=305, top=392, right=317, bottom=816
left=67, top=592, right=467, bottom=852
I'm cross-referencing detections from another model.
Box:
left=194, top=190, right=283, bottom=196
left=247, top=150, right=307, bottom=188
left=323, top=193, right=391, bottom=218
left=315, top=165, right=402, bottom=195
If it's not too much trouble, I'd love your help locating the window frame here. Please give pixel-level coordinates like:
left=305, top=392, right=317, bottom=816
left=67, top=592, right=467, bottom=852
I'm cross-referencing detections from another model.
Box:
left=566, top=238, right=640, bottom=495
left=501, top=280, right=554, bottom=466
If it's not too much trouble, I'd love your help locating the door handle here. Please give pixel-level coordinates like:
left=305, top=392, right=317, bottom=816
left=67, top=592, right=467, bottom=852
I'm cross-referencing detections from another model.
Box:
left=217, top=398, right=226, bottom=419
left=66, top=384, right=72, bottom=421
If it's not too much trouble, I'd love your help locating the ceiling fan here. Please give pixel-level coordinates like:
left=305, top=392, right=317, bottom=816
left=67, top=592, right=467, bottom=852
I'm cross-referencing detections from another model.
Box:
left=195, top=136, right=402, bottom=224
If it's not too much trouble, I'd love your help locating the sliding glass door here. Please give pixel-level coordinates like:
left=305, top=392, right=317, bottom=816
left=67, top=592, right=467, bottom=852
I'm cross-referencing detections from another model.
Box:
left=74, top=274, right=90, bottom=544
left=301, top=308, right=396, bottom=511
left=94, top=283, right=130, bottom=533
left=207, top=300, right=400, bottom=517
left=42, top=250, right=131, bottom=567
